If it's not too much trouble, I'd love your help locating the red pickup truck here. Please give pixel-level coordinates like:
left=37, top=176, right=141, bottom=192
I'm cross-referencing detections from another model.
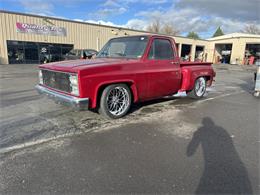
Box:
left=36, top=35, right=215, bottom=119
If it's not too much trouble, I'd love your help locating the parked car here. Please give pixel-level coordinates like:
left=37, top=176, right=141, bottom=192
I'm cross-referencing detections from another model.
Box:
left=36, top=35, right=215, bottom=119
left=64, top=49, right=97, bottom=60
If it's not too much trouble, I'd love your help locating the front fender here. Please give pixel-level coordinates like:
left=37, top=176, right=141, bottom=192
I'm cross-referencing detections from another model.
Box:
left=92, top=80, right=139, bottom=108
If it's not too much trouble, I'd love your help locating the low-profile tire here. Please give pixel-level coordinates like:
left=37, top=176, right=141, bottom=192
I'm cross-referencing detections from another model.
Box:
left=187, top=77, right=207, bottom=99
left=98, top=84, right=132, bottom=119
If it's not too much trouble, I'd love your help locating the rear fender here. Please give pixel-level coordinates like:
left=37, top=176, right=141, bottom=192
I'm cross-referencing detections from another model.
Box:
left=180, top=68, right=212, bottom=91
left=180, top=69, right=192, bottom=91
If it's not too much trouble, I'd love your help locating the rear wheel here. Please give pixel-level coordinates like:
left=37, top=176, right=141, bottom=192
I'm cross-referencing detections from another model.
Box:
left=99, top=84, right=132, bottom=119
left=187, top=77, right=207, bottom=99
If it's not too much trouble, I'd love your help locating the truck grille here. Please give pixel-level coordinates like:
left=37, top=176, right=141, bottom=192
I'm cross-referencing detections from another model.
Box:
left=41, top=70, right=72, bottom=93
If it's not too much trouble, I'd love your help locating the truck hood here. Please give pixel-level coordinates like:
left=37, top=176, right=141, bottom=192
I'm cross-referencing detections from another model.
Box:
left=39, top=58, right=139, bottom=72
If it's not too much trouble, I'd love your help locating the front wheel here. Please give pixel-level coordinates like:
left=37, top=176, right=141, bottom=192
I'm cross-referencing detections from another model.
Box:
left=99, top=84, right=132, bottom=119
left=187, top=77, right=207, bottom=99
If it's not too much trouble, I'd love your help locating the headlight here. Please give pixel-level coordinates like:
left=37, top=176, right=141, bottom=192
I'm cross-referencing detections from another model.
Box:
left=39, top=70, right=43, bottom=84
left=69, top=74, right=78, bottom=85
left=69, top=74, right=79, bottom=96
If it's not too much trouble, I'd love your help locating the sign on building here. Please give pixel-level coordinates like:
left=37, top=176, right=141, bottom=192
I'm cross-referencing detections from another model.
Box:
left=16, top=22, right=67, bottom=36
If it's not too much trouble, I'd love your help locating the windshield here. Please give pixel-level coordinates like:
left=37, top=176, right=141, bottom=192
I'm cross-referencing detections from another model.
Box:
left=96, top=36, right=148, bottom=59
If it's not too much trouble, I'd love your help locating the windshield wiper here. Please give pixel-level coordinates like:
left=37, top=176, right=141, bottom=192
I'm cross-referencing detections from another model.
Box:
left=114, top=52, right=126, bottom=57
left=98, top=51, right=109, bottom=57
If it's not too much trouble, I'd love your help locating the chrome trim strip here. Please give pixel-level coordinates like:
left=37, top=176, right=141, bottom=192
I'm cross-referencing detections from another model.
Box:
left=35, top=85, right=89, bottom=110
left=40, top=68, right=77, bottom=75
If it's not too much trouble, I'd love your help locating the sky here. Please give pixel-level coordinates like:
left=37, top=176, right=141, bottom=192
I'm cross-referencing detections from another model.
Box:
left=1, top=0, right=260, bottom=38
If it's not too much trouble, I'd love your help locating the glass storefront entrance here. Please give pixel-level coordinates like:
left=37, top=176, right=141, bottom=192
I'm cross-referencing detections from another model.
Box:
left=7, top=40, right=73, bottom=64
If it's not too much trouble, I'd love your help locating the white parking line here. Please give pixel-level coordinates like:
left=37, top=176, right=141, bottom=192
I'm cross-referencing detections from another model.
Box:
left=195, top=90, right=246, bottom=104
left=0, top=132, right=82, bottom=155
left=172, top=90, right=246, bottom=107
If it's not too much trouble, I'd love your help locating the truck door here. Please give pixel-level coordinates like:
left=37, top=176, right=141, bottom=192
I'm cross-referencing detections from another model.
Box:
left=146, top=38, right=181, bottom=98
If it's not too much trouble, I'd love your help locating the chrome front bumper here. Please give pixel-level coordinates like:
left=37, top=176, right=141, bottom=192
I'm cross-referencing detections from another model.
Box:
left=35, top=85, right=89, bottom=110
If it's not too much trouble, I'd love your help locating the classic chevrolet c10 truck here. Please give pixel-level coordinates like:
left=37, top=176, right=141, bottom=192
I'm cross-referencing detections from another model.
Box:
left=36, top=35, right=216, bottom=119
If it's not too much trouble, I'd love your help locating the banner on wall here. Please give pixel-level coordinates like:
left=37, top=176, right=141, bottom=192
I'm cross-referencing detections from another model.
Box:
left=16, top=22, right=67, bottom=36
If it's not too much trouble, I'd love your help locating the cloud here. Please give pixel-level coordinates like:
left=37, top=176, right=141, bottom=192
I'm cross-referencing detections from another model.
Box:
left=84, top=19, right=122, bottom=27
left=92, top=7, right=127, bottom=19
left=16, top=0, right=260, bottom=38
left=104, top=0, right=169, bottom=6
left=18, top=0, right=88, bottom=15
left=90, top=0, right=129, bottom=19
left=124, top=19, right=148, bottom=30
left=90, top=0, right=170, bottom=19
left=103, top=0, right=121, bottom=7
left=79, top=4, right=260, bottom=38
left=124, top=0, right=169, bottom=4
left=128, top=0, right=260, bottom=37
left=75, top=18, right=147, bottom=30
left=19, top=0, right=54, bottom=15
left=175, top=0, right=260, bottom=22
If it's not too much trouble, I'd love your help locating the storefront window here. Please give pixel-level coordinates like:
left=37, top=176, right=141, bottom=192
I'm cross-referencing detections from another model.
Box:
left=7, top=41, right=24, bottom=64
left=7, top=40, right=73, bottom=64
left=24, top=42, right=39, bottom=64
left=49, top=44, right=62, bottom=62
left=39, top=43, right=51, bottom=64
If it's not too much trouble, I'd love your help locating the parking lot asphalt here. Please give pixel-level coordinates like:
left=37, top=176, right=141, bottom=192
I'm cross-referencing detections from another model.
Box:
left=0, top=63, right=259, bottom=194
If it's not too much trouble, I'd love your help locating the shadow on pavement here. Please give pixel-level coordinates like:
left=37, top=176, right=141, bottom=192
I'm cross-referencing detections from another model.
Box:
left=187, top=117, right=252, bottom=194
left=129, top=96, right=195, bottom=114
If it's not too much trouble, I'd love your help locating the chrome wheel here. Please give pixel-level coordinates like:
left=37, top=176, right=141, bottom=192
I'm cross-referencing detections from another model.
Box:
left=195, top=77, right=206, bottom=97
left=106, top=86, right=130, bottom=116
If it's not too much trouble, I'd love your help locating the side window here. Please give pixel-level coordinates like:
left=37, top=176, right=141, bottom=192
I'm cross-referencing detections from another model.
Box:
left=148, top=39, right=174, bottom=60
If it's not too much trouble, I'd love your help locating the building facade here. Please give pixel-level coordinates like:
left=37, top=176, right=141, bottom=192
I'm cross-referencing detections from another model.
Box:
left=208, top=33, right=260, bottom=65
left=0, top=10, right=259, bottom=65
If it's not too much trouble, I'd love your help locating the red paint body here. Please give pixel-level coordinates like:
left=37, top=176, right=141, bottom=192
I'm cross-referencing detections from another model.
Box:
left=39, top=35, right=215, bottom=108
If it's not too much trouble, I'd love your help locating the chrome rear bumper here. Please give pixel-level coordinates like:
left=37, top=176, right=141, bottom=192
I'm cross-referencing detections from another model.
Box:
left=35, top=85, right=89, bottom=110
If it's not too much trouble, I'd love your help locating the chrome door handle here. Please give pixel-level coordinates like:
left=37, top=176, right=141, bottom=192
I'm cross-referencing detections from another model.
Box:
left=170, top=61, right=178, bottom=64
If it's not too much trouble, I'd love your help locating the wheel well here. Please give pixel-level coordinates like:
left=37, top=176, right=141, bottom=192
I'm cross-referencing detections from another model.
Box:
left=188, top=76, right=210, bottom=92
left=96, top=82, right=134, bottom=109
left=204, top=76, right=211, bottom=81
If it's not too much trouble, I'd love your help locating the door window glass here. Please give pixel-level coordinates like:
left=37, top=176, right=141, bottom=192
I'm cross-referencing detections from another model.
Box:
left=148, top=39, right=174, bottom=60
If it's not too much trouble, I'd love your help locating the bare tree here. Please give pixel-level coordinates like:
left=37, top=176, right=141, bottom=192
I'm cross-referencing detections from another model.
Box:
left=146, top=17, right=161, bottom=33
left=161, top=23, right=179, bottom=36
left=241, top=24, right=260, bottom=35
left=146, top=18, right=179, bottom=36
